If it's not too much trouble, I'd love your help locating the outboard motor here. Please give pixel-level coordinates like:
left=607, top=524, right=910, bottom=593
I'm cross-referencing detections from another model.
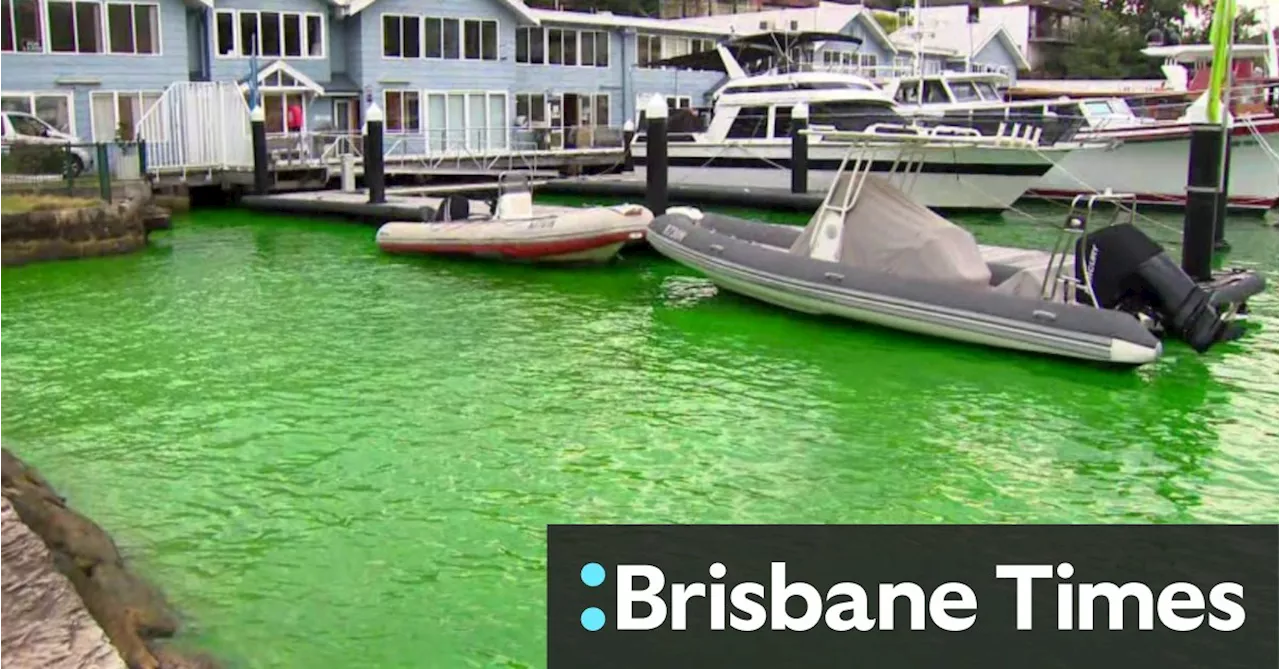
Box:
left=1074, top=224, right=1234, bottom=352
left=432, top=195, right=470, bottom=222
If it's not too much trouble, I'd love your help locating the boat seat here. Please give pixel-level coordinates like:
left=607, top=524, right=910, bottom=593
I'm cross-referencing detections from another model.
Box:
left=495, top=189, right=534, bottom=220
left=432, top=195, right=471, bottom=222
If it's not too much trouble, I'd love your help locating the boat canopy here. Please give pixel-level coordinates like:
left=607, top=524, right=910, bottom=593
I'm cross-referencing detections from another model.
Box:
left=789, top=174, right=992, bottom=289
left=652, top=31, right=865, bottom=73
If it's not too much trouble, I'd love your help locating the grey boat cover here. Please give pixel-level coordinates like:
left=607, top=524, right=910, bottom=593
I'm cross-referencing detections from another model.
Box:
left=788, top=174, right=993, bottom=289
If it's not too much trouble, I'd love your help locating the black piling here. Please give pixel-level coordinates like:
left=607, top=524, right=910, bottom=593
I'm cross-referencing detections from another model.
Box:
left=1181, top=123, right=1224, bottom=282
left=251, top=105, right=269, bottom=195
left=1213, top=125, right=1232, bottom=251
left=790, top=102, right=809, bottom=194
left=364, top=103, right=386, bottom=205
left=644, top=97, right=668, bottom=216
left=622, top=120, right=636, bottom=172
left=95, top=143, right=111, bottom=201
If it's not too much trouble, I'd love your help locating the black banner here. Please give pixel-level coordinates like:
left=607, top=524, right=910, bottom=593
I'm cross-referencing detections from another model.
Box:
left=547, top=525, right=1277, bottom=668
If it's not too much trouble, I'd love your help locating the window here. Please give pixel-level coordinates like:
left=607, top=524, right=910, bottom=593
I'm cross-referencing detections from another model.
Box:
left=515, top=93, right=547, bottom=125
left=463, top=18, right=479, bottom=59
left=581, top=31, right=595, bottom=66
left=106, top=2, right=157, bottom=54
left=516, top=26, right=540, bottom=64
left=442, top=18, right=459, bottom=59
left=89, top=90, right=161, bottom=141
left=383, top=14, right=421, bottom=58
left=1, top=93, right=73, bottom=133
left=458, top=18, right=496, bottom=60
left=214, top=10, right=324, bottom=58
left=637, top=34, right=661, bottom=68
left=726, top=106, right=768, bottom=139
left=949, top=81, right=982, bottom=102
left=421, top=90, right=506, bottom=152
left=2, top=0, right=44, bottom=52
left=47, top=1, right=101, bottom=53
left=215, top=10, right=233, bottom=55
left=384, top=90, right=420, bottom=133
left=480, top=20, right=496, bottom=60
left=859, top=53, right=877, bottom=71
left=593, top=94, right=609, bottom=127
left=424, top=17, right=441, bottom=58
left=771, top=105, right=791, bottom=138
left=922, top=80, right=949, bottom=104
left=547, top=28, right=566, bottom=65
left=257, top=92, right=304, bottom=133
left=974, top=82, right=999, bottom=100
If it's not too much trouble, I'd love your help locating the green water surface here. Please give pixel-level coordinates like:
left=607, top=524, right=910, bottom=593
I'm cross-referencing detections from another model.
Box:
left=2, top=202, right=1277, bottom=668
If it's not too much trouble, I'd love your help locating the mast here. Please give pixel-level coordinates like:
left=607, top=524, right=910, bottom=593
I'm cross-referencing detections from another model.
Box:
left=914, top=0, right=925, bottom=106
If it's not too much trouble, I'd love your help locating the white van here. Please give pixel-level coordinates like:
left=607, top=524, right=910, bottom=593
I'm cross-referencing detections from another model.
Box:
left=0, top=111, right=94, bottom=176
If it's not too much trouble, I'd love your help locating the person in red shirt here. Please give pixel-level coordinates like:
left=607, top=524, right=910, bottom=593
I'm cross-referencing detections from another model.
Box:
left=286, top=102, right=305, bottom=157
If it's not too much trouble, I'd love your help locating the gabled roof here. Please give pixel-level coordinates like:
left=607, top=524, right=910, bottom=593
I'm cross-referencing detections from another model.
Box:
left=890, top=22, right=1031, bottom=71
left=239, top=60, right=326, bottom=95
left=340, top=0, right=541, bottom=25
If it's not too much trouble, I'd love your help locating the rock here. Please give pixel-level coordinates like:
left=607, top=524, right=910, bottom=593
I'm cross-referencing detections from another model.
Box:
left=1, top=196, right=149, bottom=267
left=2, top=497, right=128, bottom=669
left=141, top=205, right=172, bottom=232
left=2, top=449, right=217, bottom=669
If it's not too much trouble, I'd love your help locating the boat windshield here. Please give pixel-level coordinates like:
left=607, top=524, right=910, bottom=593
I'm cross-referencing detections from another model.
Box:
left=949, top=81, right=984, bottom=102
left=974, top=82, right=1000, bottom=100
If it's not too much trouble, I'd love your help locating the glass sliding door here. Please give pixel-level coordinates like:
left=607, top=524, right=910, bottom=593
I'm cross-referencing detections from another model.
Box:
left=426, top=93, right=446, bottom=153
left=467, top=93, right=485, bottom=151
left=486, top=93, right=507, bottom=151
left=446, top=93, right=465, bottom=151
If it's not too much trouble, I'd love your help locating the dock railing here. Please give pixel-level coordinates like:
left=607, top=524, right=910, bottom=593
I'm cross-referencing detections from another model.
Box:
left=135, top=82, right=253, bottom=178
left=257, top=124, right=627, bottom=175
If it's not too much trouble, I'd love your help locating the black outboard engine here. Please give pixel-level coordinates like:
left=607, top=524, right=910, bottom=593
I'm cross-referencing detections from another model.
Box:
left=1074, top=224, right=1232, bottom=352
left=432, top=194, right=470, bottom=222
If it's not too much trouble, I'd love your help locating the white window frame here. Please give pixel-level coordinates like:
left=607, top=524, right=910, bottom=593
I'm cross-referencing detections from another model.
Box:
left=382, top=89, right=421, bottom=134
left=515, top=92, right=548, bottom=126
left=44, top=0, right=105, bottom=55
left=88, top=89, right=164, bottom=141
left=212, top=9, right=325, bottom=59
left=0, top=0, right=161, bottom=55
left=637, top=33, right=662, bottom=68
left=381, top=13, right=421, bottom=60
left=422, top=89, right=508, bottom=152
left=103, top=1, right=161, bottom=56
left=518, top=26, right=607, bottom=68
left=0, top=90, right=76, bottom=135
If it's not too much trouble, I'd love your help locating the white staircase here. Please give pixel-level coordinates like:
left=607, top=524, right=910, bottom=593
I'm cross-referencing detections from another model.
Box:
left=135, top=82, right=254, bottom=176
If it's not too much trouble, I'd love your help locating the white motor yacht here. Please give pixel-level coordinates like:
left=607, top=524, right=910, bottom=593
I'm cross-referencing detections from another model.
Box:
left=629, top=31, right=1093, bottom=213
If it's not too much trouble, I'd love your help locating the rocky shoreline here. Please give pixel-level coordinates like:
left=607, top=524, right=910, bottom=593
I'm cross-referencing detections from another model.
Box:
left=1, top=449, right=218, bottom=669
left=1, top=189, right=172, bottom=268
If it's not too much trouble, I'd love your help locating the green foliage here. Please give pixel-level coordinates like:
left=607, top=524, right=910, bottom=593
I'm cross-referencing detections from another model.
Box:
left=872, top=11, right=899, bottom=36
left=0, top=144, right=74, bottom=177
left=1042, top=0, right=1268, bottom=79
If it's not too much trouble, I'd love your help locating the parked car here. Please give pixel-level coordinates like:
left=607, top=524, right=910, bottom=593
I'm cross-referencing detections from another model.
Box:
left=0, top=111, right=94, bottom=177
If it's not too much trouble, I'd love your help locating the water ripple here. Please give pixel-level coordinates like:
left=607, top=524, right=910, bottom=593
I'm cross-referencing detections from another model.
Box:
left=1, top=209, right=1276, bottom=668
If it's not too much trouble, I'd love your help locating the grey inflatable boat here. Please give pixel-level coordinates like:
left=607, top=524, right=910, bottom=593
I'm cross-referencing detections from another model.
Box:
left=646, top=171, right=1264, bottom=366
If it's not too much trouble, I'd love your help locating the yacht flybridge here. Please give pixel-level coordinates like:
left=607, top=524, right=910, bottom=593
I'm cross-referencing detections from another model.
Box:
left=629, top=31, right=1094, bottom=212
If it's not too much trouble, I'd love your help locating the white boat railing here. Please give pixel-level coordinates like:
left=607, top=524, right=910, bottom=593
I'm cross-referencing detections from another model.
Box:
left=1239, top=115, right=1279, bottom=164
left=135, top=82, right=253, bottom=176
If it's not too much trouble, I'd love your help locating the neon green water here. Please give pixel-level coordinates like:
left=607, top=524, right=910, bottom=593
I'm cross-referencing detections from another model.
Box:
left=2, top=204, right=1277, bottom=668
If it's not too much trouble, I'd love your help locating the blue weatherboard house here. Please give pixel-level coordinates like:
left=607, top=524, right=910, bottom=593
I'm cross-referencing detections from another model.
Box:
left=0, top=1, right=1025, bottom=145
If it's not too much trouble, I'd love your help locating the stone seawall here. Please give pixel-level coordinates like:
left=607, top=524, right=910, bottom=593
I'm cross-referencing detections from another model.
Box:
left=1, top=193, right=171, bottom=268
left=1, top=449, right=218, bottom=669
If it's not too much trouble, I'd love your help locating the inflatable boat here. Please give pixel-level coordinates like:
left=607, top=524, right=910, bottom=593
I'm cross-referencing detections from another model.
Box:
left=645, top=132, right=1265, bottom=366
left=376, top=174, right=653, bottom=264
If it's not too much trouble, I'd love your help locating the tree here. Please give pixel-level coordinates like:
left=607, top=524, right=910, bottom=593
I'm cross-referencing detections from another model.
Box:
left=1042, top=1, right=1162, bottom=79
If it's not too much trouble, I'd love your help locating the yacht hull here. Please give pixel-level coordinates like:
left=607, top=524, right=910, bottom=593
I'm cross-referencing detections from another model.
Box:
left=646, top=212, right=1163, bottom=366
left=631, top=140, right=1065, bottom=211
left=1028, top=119, right=1280, bottom=211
